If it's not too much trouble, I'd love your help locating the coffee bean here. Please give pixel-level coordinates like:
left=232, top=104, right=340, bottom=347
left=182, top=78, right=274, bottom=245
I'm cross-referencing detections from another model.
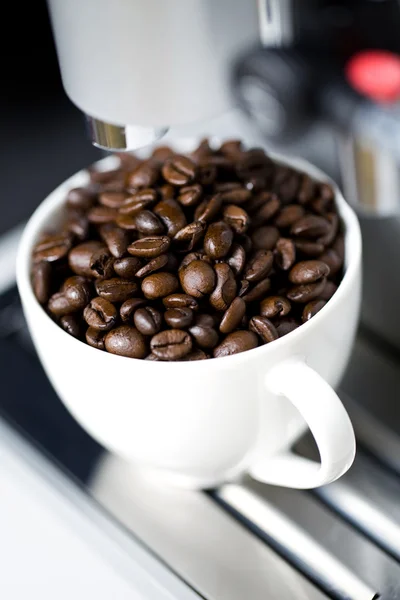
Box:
left=241, top=277, right=271, bottom=303
left=99, top=223, right=130, bottom=258
left=151, top=329, right=192, bottom=360
left=99, top=191, right=127, bottom=209
left=191, top=138, right=212, bottom=163
left=134, top=210, right=164, bottom=235
left=127, top=161, right=159, bottom=189
left=274, top=204, right=305, bottom=228
left=289, top=260, right=330, bottom=284
left=115, top=214, right=138, bottom=230
left=291, top=215, right=331, bottom=238
left=297, top=174, right=315, bottom=205
left=195, top=194, right=223, bottom=223
left=253, top=193, right=280, bottom=225
left=48, top=292, right=74, bottom=316
left=119, top=188, right=158, bottom=216
left=302, top=299, right=327, bottom=322
left=215, top=182, right=242, bottom=194
left=223, top=205, right=250, bottom=234
left=87, top=206, right=118, bottom=224
left=180, top=349, right=208, bottom=361
left=204, top=221, right=233, bottom=259
left=210, top=263, right=237, bottom=311
left=287, top=278, right=326, bottom=303
left=128, top=236, right=171, bottom=258
left=162, top=155, right=197, bottom=186
left=83, top=297, right=117, bottom=330
left=134, top=306, right=162, bottom=335
left=151, top=146, right=175, bottom=163
left=213, top=330, right=258, bottom=357
left=227, top=244, right=246, bottom=276
left=317, top=213, right=339, bottom=246
left=142, top=272, right=179, bottom=299
left=65, top=210, right=90, bottom=241
left=62, top=276, right=92, bottom=310
left=319, top=248, right=343, bottom=276
left=33, top=233, right=72, bottom=263
left=120, top=297, right=146, bottom=322
left=251, top=226, right=279, bottom=251
left=32, top=262, right=52, bottom=304
left=174, top=221, right=206, bottom=251
left=66, top=187, right=96, bottom=211
left=236, top=148, right=272, bottom=180
left=197, top=162, right=217, bottom=185
left=195, top=313, right=219, bottom=328
left=60, top=314, right=81, bottom=338
left=295, top=239, right=325, bottom=257
left=249, top=316, right=279, bottom=343
left=275, top=317, right=300, bottom=337
left=219, top=297, right=246, bottom=334
left=178, top=184, right=203, bottom=207
left=179, top=251, right=211, bottom=271
left=260, top=296, right=291, bottom=318
left=86, top=327, right=106, bottom=350
left=275, top=238, right=296, bottom=270
left=114, top=256, right=142, bottom=278
left=68, top=241, right=104, bottom=276
left=319, top=280, right=337, bottom=301
left=163, top=293, right=199, bottom=311
left=219, top=187, right=251, bottom=204
left=89, top=167, right=124, bottom=186
left=90, top=247, right=115, bottom=279
left=145, top=353, right=161, bottom=361
left=311, top=196, right=332, bottom=215
left=95, top=278, right=138, bottom=303
left=153, top=198, right=187, bottom=237
left=105, top=325, right=148, bottom=358
left=220, top=139, right=243, bottom=159
left=164, top=307, right=194, bottom=329
left=159, top=184, right=175, bottom=200
left=179, top=260, right=215, bottom=298
left=189, top=324, right=219, bottom=350
left=244, top=250, right=273, bottom=283
left=134, top=254, right=169, bottom=278
left=238, top=279, right=250, bottom=297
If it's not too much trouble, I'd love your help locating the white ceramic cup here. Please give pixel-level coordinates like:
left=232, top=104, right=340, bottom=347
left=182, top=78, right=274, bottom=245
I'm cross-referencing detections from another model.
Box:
left=16, top=140, right=362, bottom=490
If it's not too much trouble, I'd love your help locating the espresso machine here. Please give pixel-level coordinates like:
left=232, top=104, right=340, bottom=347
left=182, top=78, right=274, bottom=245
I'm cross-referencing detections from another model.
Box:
left=3, top=1, right=400, bottom=599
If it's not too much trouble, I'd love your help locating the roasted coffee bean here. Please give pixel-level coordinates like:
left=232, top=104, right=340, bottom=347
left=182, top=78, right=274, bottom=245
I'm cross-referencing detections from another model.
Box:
left=127, top=161, right=159, bottom=189
left=159, top=184, right=175, bottom=200
left=260, top=296, right=291, bottom=318
left=134, top=210, right=164, bottom=235
left=194, top=313, right=219, bottom=328
left=277, top=172, right=301, bottom=204
left=163, top=293, right=199, bottom=311
left=253, top=193, right=280, bottom=225
left=318, top=248, right=342, bottom=276
left=60, top=314, right=81, bottom=338
left=95, top=278, right=138, bottom=303
left=66, top=187, right=96, bottom=211
left=164, top=307, right=194, bottom=329
left=219, top=187, right=251, bottom=204
left=115, top=214, right=138, bottom=230
left=295, top=239, right=324, bottom=257
left=251, top=226, right=279, bottom=251
left=65, top=210, right=90, bottom=241
left=134, top=306, right=162, bottom=335
left=83, top=297, right=117, bottom=330
left=87, top=206, right=118, bottom=224
left=214, top=330, right=258, bottom=357
left=162, top=155, right=197, bottom=186
left=114, top=256, right=142, bottom=278
left=189, top=324, right=219, bottom=350
left=179, top=251, right=211, bottom=271
left=99, top=191, right=127, bottom=209
left=275, top=317, right=300, bottom=337
left=191, top=138, right=212, bottom=163
left=90, top=247, right=115, bottom=279
left=219, top=297, right=246, bottom=334
left=223, top=205, right=250, bottom=234
left=88, top=167, right=123, bottom=185
left=195, top=194, right=223, bottom=223
left=236, top=148, right=272, bottom=180
left=180, top=349, right=208, bottom=361
left=220, top=139, right=243, bottom=158
left=287, top=278, right=326, bottom=303
left=238, top=279, right=250, bottom=297
left=145, top=353, right=161, bottom=361
left=32, top=262, right=52, bottom=304
left=210, top=263, right=237, bottom=311
left=33, top=233, right=72, bottom=263
left=179, top=260, right=216, bottom=298
left=197, top=162, right=217, bottom=185
left=317, top=213, right=339, bottom=246
left=298, top=174, right=316, bottom=205
left=249, top=316, right=279, bottom=343
left=275, top=238, right=296, bottom=270
left=120, top=297, right=147, bottom=322
left=311, top=195, right=332, bottom=215
left=99, top=223, right=130, bottom=258
left=289, top=260, right=330, bottom=284
left=62, top=276, right=92, bottom=310
left=227, top=243, right=246, bottom=276
left=241, top=277, right=271, bottom=303
left=215, top=182, right=242, bottom=193
left=178, top=184, right=203, bottom=207
left=244, top=250, right=273, bottom=283
left=151, top=146, right=175, bottom=163
left=128, top=236, right=171, bottom=258
left=86, top=327, right=106, bottom=350
left=302, top=299, right=326, bottom=322
left=274, top=204, right=305, bottom=228
left=151, top=329, right=192, bottom=360
left=291, top=215, right=331, bottom=238
left=48, top=292, right=73, bottom=316
left=116, top=152, right=141, bottom=171
left=105, top=325, right=147, bottom=358
left=68, top=241, right=105, bottom=276
left=319, top=280, right=338, bottom=301
left=141, top=272, right=179, bottom=299
left=134, top=254, right=169, bottom=278
left=119, top=188, right=158, bottom=216
left=153, top=198, right=187, bottom=237
left=204, top=221, right=233, bottom=259
left=174, top=221, right=206, bottom=251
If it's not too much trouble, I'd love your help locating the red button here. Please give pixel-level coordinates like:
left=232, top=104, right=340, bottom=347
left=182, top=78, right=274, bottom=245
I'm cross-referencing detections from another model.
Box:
left=346, top=50, right=400, bottom=103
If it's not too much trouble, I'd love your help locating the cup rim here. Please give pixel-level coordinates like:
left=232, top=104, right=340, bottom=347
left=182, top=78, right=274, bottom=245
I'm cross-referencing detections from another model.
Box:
left=16, top=141, right=362, bottom=371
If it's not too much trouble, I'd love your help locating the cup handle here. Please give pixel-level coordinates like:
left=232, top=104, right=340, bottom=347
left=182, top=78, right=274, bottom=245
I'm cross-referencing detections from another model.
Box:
left=249, top=357, right=356, bottom=489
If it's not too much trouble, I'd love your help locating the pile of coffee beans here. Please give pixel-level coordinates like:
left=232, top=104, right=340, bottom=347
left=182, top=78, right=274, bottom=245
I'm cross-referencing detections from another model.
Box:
left=31, top=140, right=344, bottom=360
